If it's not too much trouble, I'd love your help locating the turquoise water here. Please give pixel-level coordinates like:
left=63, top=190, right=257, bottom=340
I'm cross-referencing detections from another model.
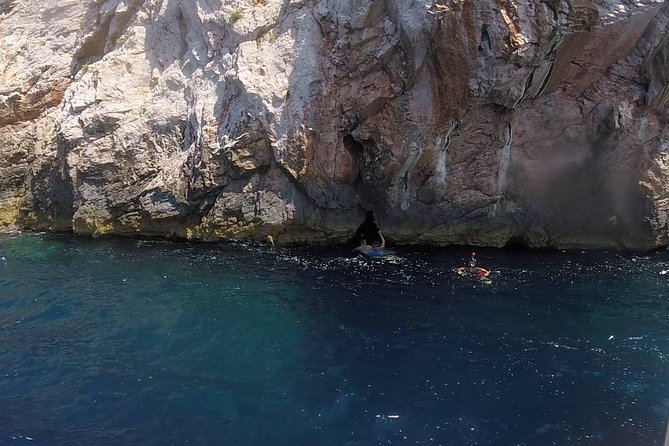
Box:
left=0, top=233, right=668, bottom=445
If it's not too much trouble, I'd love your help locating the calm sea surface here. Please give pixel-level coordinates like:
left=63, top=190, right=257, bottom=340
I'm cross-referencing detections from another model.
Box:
left=0, top=233, right=668, bottom=445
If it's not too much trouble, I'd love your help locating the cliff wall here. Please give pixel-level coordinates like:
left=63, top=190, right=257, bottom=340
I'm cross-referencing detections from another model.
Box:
left=1, top=0, right=669, bottom=248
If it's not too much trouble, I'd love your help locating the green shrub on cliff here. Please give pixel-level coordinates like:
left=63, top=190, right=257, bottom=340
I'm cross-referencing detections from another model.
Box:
left=229, top=9, right=243, bottom=23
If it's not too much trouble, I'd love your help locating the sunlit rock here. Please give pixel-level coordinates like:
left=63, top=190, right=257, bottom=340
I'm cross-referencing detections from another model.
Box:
left=1, top=0, right=668, bottom=249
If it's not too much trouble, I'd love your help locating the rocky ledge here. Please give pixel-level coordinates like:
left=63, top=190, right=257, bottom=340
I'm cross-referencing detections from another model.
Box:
left=1, top=0, right=669, bottom=249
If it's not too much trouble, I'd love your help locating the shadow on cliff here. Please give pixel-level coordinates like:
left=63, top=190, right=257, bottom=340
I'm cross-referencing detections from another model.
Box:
left=0, top=0, right=17, bottom=15
left=28, top=131, right=76, bottom=231
left=70, top=0, right=146, bottom=75
left=518, top=134, right=650, bottom=248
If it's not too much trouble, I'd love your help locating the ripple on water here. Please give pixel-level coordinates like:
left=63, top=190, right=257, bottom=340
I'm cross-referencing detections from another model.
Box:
left=0, top=235, right=667, bottom=444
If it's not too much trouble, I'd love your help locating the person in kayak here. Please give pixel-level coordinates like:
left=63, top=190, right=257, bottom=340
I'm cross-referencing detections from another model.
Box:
left=354, top=231, right=386, bottom=257
left=456, top=252, right=490, bottom=278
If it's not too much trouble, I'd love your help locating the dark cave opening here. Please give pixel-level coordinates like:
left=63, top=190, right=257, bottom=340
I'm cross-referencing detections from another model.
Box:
left=504, top=235, right=531, bottom=251
left=343, top=134, right=365, bottom=154
left=479, top=24, right=491, bottom=52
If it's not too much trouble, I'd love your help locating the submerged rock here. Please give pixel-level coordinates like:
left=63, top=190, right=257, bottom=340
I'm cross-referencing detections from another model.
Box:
left=1, top=0, right=669, bottom=249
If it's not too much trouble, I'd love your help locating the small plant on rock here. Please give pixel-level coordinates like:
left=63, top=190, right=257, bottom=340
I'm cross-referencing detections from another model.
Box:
left=229, top=9, right=243, bottom=23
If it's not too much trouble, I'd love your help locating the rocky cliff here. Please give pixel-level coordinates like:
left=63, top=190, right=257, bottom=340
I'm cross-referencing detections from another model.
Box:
left=1, top=0, right=669, bottom=248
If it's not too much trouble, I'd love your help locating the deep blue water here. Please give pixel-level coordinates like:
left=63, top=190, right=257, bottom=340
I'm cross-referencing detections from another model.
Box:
left=0, top=233, right=668, bottom=445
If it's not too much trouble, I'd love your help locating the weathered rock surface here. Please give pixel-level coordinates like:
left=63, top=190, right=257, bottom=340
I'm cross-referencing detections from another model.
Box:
left=1, top=0, right=669, bottom=248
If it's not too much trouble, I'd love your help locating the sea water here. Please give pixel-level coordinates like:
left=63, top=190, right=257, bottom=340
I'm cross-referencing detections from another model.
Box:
left=0, top=233, right=667, bottom=445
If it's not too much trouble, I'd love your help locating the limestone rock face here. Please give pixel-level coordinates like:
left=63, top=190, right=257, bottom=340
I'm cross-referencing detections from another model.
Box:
left=1, top=0, right=669, bottom=248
